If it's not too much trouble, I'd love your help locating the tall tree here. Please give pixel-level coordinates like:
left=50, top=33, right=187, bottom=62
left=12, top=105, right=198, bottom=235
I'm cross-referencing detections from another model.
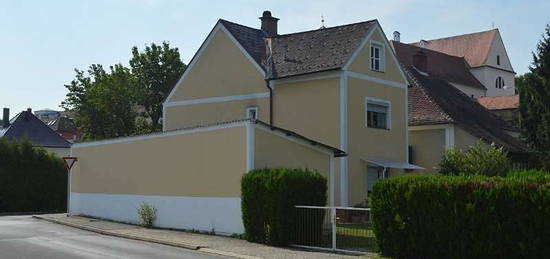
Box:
left=518, top=24, right=550, bottom=165
left=61, top=64, right=138, bottom=140
left=130, top=42, right=186, bottom=131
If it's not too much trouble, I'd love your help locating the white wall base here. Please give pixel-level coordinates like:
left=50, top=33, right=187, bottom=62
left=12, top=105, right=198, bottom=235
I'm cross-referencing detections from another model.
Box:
left=70, top=192, right=243, bottom=235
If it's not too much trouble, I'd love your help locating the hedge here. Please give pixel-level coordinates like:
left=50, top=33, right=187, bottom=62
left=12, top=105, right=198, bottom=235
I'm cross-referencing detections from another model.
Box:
left=241, top=168, right=327, bottom=246
left=370, top=171, right=550, bottom=259
left=0, top=138, right=67, bottom=212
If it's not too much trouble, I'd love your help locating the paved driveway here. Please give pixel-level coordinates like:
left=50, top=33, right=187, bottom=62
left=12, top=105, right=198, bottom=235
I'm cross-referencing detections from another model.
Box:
left=0, top=215, right=224, bottom=259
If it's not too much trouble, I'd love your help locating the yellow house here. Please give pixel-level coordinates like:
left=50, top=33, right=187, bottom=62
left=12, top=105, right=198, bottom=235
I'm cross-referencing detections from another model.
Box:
left=70, top=11, right=419, bottom=234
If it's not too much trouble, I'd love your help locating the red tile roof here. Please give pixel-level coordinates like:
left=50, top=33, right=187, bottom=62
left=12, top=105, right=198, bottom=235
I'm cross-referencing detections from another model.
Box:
left=476, top=95, right=519, bottom=110
left=410, top=29, right=497, bottom=67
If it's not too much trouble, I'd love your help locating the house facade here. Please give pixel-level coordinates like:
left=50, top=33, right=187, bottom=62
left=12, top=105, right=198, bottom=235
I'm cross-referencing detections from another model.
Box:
left=70, top=11, right=417, bottom=234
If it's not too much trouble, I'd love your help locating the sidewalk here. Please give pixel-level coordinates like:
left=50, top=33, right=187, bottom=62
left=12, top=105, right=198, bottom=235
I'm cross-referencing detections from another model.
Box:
left=33, top=214, right=377, bottom=259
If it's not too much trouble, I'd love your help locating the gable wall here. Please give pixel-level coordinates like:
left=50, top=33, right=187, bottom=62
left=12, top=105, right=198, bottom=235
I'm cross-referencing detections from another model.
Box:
left=470, top=66, right=515, bottom=97
left=347, top=27, right=407, bottom=85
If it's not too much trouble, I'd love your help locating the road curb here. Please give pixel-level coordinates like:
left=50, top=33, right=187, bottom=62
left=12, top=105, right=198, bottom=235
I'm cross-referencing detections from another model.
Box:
left=32, top=215, right=267, bottom=259
left=31, top=215, right=200, bottom=250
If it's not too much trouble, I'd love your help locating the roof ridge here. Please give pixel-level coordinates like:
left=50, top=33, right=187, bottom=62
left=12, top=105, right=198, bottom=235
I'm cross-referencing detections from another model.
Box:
left=411, top=28, right=498, bottom=44
left=393, top=41, right=470, bottom=61
left=218, top=19, right=261, bottom=32
left=276, top=19, right=377, bottom=37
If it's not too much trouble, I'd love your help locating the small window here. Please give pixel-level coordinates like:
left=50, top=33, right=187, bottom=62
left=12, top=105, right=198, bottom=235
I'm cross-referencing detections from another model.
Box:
left=246, top=107, right=258, bottom=120
left=497, top=55, right=500, bottom=65
left=495, top=77, right=504, bottom=89
left=370, top=42, right=385, bottom=72
left=366, top=98, right=390, bottom=129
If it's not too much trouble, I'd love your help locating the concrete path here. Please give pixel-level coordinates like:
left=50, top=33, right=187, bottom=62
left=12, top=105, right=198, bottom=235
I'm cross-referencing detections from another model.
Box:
left=0, top=215, right=223, bottom=259
left=34, top=214, right=375, bottom=259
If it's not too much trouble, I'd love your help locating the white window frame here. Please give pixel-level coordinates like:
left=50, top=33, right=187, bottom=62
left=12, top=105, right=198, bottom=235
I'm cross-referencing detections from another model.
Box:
left=365, top=97, right=391, bottom=129
left=246, top=106, right=258, bottom=120
left=370, top=40, right=385, bottom=72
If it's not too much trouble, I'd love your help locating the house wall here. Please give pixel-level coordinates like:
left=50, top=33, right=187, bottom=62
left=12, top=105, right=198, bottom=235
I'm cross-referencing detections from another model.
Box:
left=253, top=127, right=335, bottom=204
left=164, top=98, right=269, bottom=130
left=408, top=129, right=446, bottom=173
left=347, top=77, right=408, bottom=203
left=450, top=82, right=486, bottom=98
left=347, top=28, right=407, bottom=85
left=70, top=124, right=247, bottom=234
left=164, top=25, right=267, bottom=130
left=454, top=126, right=484, bottom=150
left=470, top=66, right=515, bottom=97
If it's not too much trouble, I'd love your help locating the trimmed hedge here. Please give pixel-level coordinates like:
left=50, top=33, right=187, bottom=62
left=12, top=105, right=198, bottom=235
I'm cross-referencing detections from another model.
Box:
left=371, top=171, right=550, bottom=259
left=0, top=138, right=67, bottom=212
left=241, top=168, right=327, bottom=246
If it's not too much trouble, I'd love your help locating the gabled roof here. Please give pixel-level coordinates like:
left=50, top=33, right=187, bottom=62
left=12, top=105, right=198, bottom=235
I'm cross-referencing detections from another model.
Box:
left=392, top=41, right=485, bottom=89
left=476, top=95, right=519, bottom=110
left=219, top=19, right=377, bottom=79
left=0, top=110, right=71, bottom=148
left=410, top=29, right=497, bottom=67
left=404, top=66, right=528, bottom=153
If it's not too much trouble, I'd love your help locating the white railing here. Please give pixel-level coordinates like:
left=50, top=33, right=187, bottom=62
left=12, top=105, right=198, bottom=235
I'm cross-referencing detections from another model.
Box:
left=292, top=206, right=374, bottom=254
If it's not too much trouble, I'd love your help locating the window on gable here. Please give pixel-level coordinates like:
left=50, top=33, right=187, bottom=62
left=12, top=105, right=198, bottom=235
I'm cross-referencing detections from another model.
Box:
left=366, top=98, right=390, bottom=129
left=370, top=42, right=385, bottom=72
left=246, top=106, right=258, bottom=120
left=495, top=76, right=505, bottom=89
left=497, top=55, right=501, bottom=65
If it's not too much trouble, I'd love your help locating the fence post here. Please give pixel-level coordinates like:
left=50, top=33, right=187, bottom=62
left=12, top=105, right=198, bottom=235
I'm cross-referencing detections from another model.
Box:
left=331, top=207, right=336, bottom=250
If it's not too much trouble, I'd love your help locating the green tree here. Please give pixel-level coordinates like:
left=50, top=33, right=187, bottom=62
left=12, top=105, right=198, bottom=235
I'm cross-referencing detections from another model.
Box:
left=439, top=141, right=511, bottom=176
left=62, top=64, right=138, bottom=140
left=130, top=42, right=186, bottom=131
left=518, top=24, right=550, bottom=167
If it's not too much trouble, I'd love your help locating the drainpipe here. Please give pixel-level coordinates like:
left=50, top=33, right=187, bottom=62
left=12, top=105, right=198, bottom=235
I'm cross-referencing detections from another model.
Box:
left=265, top=79, right=273, bottom=127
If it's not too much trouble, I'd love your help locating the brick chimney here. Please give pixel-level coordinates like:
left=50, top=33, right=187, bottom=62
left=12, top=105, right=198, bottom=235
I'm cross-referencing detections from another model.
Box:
left=413, top=49, right=428, bottom=73
left=260, top=11, right=279, bottom=37
left=2, top=108, right=9, bottom=128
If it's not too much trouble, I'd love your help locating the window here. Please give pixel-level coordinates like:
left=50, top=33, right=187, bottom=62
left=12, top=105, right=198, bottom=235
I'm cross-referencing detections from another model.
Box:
left=246, top=107, right=258, bottom=120
left=495, top=77, right=505, bottom=89
left=370, top=41, right=385, bottom=72
left=366, top=98, right=390, bottom=129
left=497, top=55, right=501, bottom=65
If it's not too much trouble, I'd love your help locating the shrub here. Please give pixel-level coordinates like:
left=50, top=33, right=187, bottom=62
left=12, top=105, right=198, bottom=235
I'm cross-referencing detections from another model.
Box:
left=137, top=203, right=157, bottom=228
left=370, top=172, right=550, bottom=259
left=241, top=168, right=327, bottom=246
left=439, top=141, right=511, bottom=176
left=0, top=138, right=67, bottom=212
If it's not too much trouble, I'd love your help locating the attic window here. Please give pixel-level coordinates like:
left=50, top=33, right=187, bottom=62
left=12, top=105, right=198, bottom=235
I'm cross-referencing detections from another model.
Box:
left=370, top=41, right=385, bottom=72
left=495, top=77, right=505, bottom=89
left=497, top=55, right=501, bottom=65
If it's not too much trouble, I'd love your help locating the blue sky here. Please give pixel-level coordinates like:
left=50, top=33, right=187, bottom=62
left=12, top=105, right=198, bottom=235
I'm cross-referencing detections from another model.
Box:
left=1, top=0, right=548, bottom=114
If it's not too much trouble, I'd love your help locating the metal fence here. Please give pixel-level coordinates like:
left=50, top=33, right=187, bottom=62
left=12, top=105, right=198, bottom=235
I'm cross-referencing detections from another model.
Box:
left=292, top=206, right=375, bottom=253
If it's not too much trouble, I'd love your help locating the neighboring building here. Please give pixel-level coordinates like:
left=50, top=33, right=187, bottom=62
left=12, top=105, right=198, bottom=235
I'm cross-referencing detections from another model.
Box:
left=476, top=95, right=520, bottom=126
left=1, top=108, right=71, bottom=157
left=34, top=109, right=80, bottom=143
left=392, top=41, right=529, bottom=172
left=34, top=109, right=61, bottom=121
left=70, top=11, right=418, bottom=234
left=412, top=29, right=516, bottom=97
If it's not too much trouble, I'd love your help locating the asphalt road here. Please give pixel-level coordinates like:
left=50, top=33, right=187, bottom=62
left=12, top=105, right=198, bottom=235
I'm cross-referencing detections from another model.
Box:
left=0, top=215, right=224, bottom=259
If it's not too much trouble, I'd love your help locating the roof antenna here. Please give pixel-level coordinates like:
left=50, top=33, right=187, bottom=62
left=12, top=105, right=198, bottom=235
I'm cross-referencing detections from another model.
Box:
left=320, top=15, right=326, bottom=29
left=491, top=22, right=495, bottom=29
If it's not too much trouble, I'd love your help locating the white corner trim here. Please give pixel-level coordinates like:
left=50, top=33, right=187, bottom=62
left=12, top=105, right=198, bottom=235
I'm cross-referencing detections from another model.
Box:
left=164, top=22, right=265, bottom=105
left=164, top=92, right=270, bottom=107
left=329, top=156, right=335, bottom=207
left=246, top=121, right=255, bottom=172
left=445, top=125, right=455, bottom=150
left=365, top=97, right=392, bottom=130
left=339, top=74, right=349, bottom=206
left=405, top=82, right=409, bottom=162
left=72, top=121, right=248, bottom=148
left=254, top=124, right=333, bottom=156
left=162, top=105, right=167, bottom=132
left=345, top=71, right=407, bottom=89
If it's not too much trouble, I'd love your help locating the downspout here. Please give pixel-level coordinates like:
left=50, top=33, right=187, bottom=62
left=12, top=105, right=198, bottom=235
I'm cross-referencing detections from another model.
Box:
left=264, top=37, right=274, bottom=127
left=265, top=79, right=273, bottom=127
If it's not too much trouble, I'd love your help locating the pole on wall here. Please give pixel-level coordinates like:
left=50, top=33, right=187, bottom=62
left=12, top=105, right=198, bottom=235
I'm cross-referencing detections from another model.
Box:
left=62, top=156, right=78, bottom=216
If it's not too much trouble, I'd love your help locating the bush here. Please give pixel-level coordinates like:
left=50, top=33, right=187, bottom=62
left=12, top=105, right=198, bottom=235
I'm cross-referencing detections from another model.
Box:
left=137, top=203, right=157, bottom=228
left=370, top=172, right=550, bottom=259
left=0, top=138, right=67, bottom=212
left=439, top=141, right=511, bottom=176
left=241, top=168, right=327, bottom=246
